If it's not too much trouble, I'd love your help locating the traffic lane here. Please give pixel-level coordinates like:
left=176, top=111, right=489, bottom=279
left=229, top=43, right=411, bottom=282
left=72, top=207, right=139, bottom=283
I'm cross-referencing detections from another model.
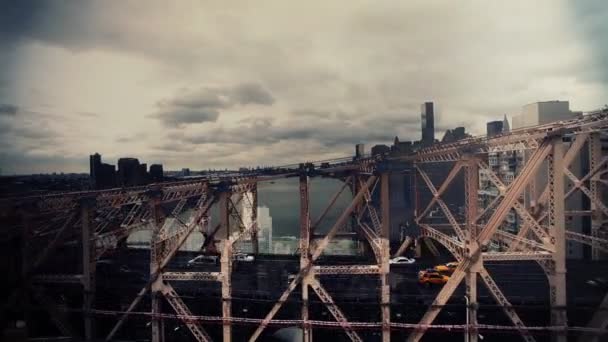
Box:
left=118, top=250, right=597, bottom=303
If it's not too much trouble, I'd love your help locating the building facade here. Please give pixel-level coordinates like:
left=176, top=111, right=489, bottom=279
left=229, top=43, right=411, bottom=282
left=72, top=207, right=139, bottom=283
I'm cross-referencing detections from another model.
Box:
left=89, top=153, right=116, bottom=189
left=508, top=101, right=585, bottom=259
left=486, top=120, right=504, bottom=137
left=355, top=144, right=365, bottom=158
left=117, top=158, right=148, bottom=187
left=421, top=102, right=435, bottom=146
left=149, top=164, right=164, bottom=182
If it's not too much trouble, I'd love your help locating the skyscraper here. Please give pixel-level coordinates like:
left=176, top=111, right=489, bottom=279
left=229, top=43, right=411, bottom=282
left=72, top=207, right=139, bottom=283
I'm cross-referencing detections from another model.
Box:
left=421, top=102, right=435, bottom=146
left=355, top=143, right=365, bottom=158
left=149, top=164, right=164, bottom=182
left=89, top=153, right=116, bottom=189
left=502, top=114, right=510, bottom=132
left=89, top=153, right=101, bottom=188
left=486, top=120, right=504, bottom=137
left=118, top=158, right=148, bottom=187
left=510, top=101, right=584, bottom=259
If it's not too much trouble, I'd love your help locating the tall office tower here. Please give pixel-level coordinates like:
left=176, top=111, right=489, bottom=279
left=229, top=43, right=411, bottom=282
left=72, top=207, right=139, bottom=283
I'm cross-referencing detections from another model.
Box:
left=510, top=101, right=585, bottom=259
left=502, top=114, right=510, bottom=132
left=421, top=102, right=435, bottom=146
left=89, top=153, right=101, bottom=188
left=117, top=157, right=147, bottom=187
left=355, top=143, right=365, bottom=158
left=486, top=120, right=504, bottom=137
left=149, top=164, right=164, bottom=182
left=89, top=153, right=117, bottom=189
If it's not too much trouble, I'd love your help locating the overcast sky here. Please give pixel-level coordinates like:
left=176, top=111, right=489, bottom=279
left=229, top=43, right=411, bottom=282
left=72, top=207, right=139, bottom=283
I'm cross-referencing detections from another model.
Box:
left=0, top=1, right=607, bottom=174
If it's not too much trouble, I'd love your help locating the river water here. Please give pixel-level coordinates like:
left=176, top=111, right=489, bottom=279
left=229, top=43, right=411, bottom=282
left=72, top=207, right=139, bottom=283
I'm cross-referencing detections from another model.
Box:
left=128, top=177, right=364, bottom=255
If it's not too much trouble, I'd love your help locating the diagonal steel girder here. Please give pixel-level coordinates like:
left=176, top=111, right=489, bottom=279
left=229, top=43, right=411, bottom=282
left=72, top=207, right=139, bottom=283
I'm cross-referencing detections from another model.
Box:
left=31, top=285, right=78, bottom=338
left=415, top=164, right=466, bottom=241
left=248, top=176, right=377, bottom=341
left=392, top=236, right=413, bottom=258
left=311, top=176, right=352, bottom=233
left=416, top=161, right=465, bottom=221
left=161, top=282, right=212, bottom=342
left=477, top=160, right=553, bottom=249
left=310, top=278, right=363, bottom=342
left=537, top=132, right=589, bottom=206
left=418, top=223, right=464, bottom=259
left=105, top=192, right=214, bottom=341
left=564, top=156, right=608, bottom=199
left=579, top=290, right=608, bottom=342
left=478, top=142, right=552, bottom=245
left=564, top=168, right=608, bottom=217
left=478, top=268, right=537, bottom=342
left=407, top=141, right=552, bottom=342
left=357, top=177, right=382, bottom=234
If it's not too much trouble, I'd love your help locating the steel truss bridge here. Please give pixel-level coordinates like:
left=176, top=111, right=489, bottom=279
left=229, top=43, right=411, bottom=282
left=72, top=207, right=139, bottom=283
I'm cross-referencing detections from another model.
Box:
left=2, top=108, right=608, bottom=342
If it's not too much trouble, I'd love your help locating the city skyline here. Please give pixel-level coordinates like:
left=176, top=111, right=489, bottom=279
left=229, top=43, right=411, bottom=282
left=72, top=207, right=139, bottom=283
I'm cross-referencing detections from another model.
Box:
left=1, top=1, right=607, bottom=174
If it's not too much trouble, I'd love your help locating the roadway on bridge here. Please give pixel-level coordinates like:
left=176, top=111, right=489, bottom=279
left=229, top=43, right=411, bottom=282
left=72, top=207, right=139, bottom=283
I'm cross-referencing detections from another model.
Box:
left=88, top=248, right=608, bottom=341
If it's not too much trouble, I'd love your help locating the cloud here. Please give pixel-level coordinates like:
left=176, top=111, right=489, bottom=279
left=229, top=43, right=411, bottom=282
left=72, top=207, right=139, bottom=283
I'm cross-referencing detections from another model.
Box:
left=168, top=109, right=421, bottom=149
left=0, top=103, right=18, bottom=116
left=78, top=111, right=99, bottom=118
left=568, top=2, right=608, bottom=85
left=151, top=83, right=274, bottom=127
left=1, top=1, right=607, bottom=173
left=0, top=151, right=84, bottom=175
left=232, top=83, right=275, bottom=105
left=153, top=107, right=220, bottom=127
left=152, top=142, right=195, bottom=153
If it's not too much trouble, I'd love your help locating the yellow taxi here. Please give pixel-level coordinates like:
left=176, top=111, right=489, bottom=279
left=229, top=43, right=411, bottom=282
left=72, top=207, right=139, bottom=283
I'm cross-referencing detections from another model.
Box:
left=433, top=262, right=459, bottom=274
left=418, top=269, right=450, bottom=286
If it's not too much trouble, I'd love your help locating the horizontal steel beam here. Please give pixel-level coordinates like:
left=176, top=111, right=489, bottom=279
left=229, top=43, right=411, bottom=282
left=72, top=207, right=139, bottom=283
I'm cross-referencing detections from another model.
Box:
left=163, top=272, right=221, bottom=282
left=314, top=265, right=380, bottom=275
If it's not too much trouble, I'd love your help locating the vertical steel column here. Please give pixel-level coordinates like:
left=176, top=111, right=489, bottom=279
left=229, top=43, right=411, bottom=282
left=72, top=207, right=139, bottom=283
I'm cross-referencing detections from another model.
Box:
left=589, top=133, right=602, bottom=260
left=81, top=197, right=96, bottom=341
left=380, top=172, right=391, bottom=342
left=148, top=190, right=164, bottom=342
left=549, top=138, right=568, bottom=342
left=351, top=174, right=363, bottom=233
left=220, top=190, right=232, bottom=342
left=19, top=204, right=34, bottom=337
left=464, top=157, right=479, bottom=342
left=466, top=157, right=479, bottom=236
left=251, top=185, right=259, bottom=255
left=299, top=173, right=312, bottom=342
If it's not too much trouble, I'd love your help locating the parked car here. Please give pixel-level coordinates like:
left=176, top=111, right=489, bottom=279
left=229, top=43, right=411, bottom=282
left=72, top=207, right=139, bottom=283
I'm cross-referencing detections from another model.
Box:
left=187, top=255, right=218, bottom=267
left=389, top=256, right=416, bottom=265
left=586, top=277, right=608, bottom=290
left=418, top=270, right=449, bottom=286
left=234, top=253, right=255, bottom=262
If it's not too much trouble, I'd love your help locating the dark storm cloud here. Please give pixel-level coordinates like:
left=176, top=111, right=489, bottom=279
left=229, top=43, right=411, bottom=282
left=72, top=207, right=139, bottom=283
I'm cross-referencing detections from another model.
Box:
left=0, top=151, right=84, bottom=175
left=3, top=1, right=608, bottom=173
left=232, top=83, right=275, bottom=105
left=11, top=127, right=55, bottom=140
left=0, top=103, right=18, bottom=116
left=152, top=143, right=195, bottom=153
left=0, top=1, right=48, bottom=44
left=151, top=84, right=274, bottom=127
left=0, top=1, right=112, bottom=49
left=0, top=124, right=57, bottom=144
left=0, top=2, right=211, bottom=65
left=153, top=107, right=220, bottom=127
left=170, top=109, right=419, bottom=147
left=569, top=1, right=608, bottom=85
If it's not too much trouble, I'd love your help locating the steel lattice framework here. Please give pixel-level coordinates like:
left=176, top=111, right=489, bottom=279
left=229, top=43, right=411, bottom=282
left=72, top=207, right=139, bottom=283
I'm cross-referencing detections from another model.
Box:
left=1, top=109, right=608, bottom=341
